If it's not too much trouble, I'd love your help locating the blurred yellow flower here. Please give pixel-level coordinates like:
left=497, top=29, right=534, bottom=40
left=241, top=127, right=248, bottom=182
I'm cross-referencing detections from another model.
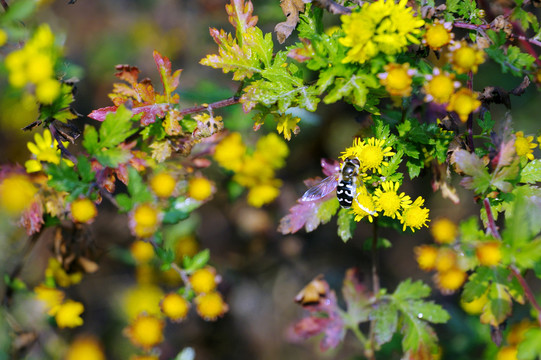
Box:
left=423, top=69, right=459, bottom=104
left=448, top=41, right=486, bottom=74
left=378, top=63, right=415, bottom=97
left=34, top=284, right=64, bottom=315
left=190, top=267, right=218, bottom=294
left=131, top=240, right=155, bottom=264
left=423, top=20, right=453, bottom=50
left=65, top=336, right=105, bottom=360
left=195, top=292, right=229, bottom=321
left=188, top=177, right=213, bottom=201
left=150, top=172, right=176, bottom=198
left=434, top=267, right=467, bottom=294
left=123, top=284, right=164, bottom=320
left=430, top=218, right=457, bottom=244
left=55, top=300, right=84, bottom=328
left=0, top=174, right=37, bottom=215
left=476, top=241, right=502, bottom=266
left=160, top=293, right=190, bottom=322
left=414, top=245, right=438, bottom=271
left=247, top=183, right=280, bottom=207
left=130, top=204, right=161, bottom=238
left=214, top=132, right=246, bottom=172
left=446, top=88, right=481, bottom=122
left=124, top=314, right=165, bottom=350
left=71, top=198, right=98, bottom=224
left=461, top=291, right=488, bottom=315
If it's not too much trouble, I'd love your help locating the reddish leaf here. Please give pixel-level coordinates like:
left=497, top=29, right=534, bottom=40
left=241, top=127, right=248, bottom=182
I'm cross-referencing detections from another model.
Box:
left=153, top=50, right=182, bottom=101
left=19, top=200, right=44, bottom=236
left=114, top=65, right=140, bottom=85
left=321, top=158, right=340, bottom=177
left=88, top=106, right=118, bottom=122
left=226, top=0, right=258, bottom=35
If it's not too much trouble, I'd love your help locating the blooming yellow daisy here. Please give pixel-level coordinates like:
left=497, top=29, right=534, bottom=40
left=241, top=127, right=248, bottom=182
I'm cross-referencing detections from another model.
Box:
left=378, top=63, right=416, bottom=97
left=448, top=40, right=486, bottom=74
left=423, top=68, right=460, bottom=104
left=515, top=131, right=537, bottom=160
left=446, top=88, right=481, bottom=122
left=373, top=181, right=411, bottom=218
left=398, top=196, right=430, bottom=232
left=25, top=129, right=73, bottom=173
left=423, top=20, right=453, bottom=50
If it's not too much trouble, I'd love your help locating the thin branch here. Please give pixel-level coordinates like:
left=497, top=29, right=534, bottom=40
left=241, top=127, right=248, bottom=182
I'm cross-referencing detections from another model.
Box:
left=49, top=124, right=78, bottom=165
left=0, top=0, right=9, bottom=11
left=510, top=266, right=541, bottom=327
left=483, top=198, right=501, bottom=240
left=178, top=96, right=240, bottom=117
left=367, top=218, right=379, bottom=360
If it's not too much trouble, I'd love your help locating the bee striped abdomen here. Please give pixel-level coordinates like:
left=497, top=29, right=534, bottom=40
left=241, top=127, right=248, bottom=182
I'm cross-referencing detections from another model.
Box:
left=337, top=179, right=354, bottom=208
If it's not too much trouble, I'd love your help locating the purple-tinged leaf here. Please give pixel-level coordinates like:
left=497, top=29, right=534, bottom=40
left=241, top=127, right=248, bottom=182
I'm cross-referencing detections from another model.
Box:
left=321, top=158, right=340, bottom=177
left=226, top=0, right=258, bottom=35
left=88, top=106, right=118, bottom=122
left=153, top=50, right=182, bottom=101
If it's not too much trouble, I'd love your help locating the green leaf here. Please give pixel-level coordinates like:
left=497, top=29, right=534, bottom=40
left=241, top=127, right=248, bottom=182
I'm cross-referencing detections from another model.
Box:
left=452, top=149, right=491, bottom=193
left=393, top=279, right=431, bottom=301
left=155, top=246, right=175, bottom=265
left=126, top=167, right=153, bottom=204
left=163, top=208, right=190, bottom=224
left=153, top=51, right=182, bottom=102
left=323, top=72, right=379, bottom=109
left=337, top=208, right=356, bottom=243
left=95, top=148, right=132, bottom=168
left=502, top=186, right=541, bottom=247
left=174, top=347, right=196, bottom=360
left=76, top=155, right=94, bottom=183
left=480, top=282, right=512, bottom=326
left=372, top=303, right=398, bottom=345
left=186, top=249, right=210, bottom=272
left=82, top=125, right=99, bottom=154
left=46, top=162, right=89, bottom=201
left=406, top=300, right=450, bottom=324
left=115, top=193, right=133, bottom=212
left=1, top=0, right=36, bottom=22
left=99, top=105, right=137, bottom=149
left=462, top=267, right=491, bottom=302
left=520, top=160, right=541, bottom=183
left=477, top=111, right=495, bottom=134
left=317, top=196, right=340, bottom=224
left=518, top=327, right=541, bottom=360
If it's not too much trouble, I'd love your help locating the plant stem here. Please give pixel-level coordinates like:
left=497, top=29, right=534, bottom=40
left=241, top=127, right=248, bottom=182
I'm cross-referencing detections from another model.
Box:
left=483, top=198, right=500, bottom=240
left=367, top=218, right=380, bottom=360
left=178, top=96, right=240, bottom=117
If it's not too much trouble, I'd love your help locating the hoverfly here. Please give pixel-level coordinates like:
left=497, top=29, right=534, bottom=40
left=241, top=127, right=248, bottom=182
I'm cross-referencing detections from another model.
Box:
left=301, top=157, right=361, bottom=209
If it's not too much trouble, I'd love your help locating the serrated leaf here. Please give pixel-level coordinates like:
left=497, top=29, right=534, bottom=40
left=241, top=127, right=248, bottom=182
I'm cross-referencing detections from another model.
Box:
left=503, top=186, right=541, bottom=247
left=453, top=149, right=491, bottom=192
left=95, top=148, right=132, bottom=168
left=400, top=314, right=438, bottom=354
left=317, top=197, right=340, bottom=224
left=372, top=303, right=399, bottom=345
left=226, top=0, right=258, bottom=38
left=342, top=268, right=370, bottom=324
left=393, top=279, right=431, bottom=301
left=480, top=283, right=512, bottom=326
left=82, top=125, right=99, bottom=154
left=126, top=167, right=152, bottom=203
left=462, top=267, right=491, bottom=302
left=99, top=105, right=137, bottom=148
left=406, top=300, right=450, bottom=324
left=153, top=50, right=182, bottom=102
left=323, top=73, right=378, bottom=109
left=76, top=156, right=94, bottom=183
left=278, top=197, right=338, bottom=234
left=520, top=160, right=541, bottom=183
left=337, top=208, right=356, bottom=242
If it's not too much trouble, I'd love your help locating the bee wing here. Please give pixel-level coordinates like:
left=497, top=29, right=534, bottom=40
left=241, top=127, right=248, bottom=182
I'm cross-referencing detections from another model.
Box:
left=300, top=175, right=338, bottom=202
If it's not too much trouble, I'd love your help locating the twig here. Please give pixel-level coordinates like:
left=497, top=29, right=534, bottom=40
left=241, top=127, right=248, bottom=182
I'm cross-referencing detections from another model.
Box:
left=0, top=0, right=8, bottom=11
left=367, top=218, right=379, bottom=360
left=49, top=124, right=78, bottom=165
left=483, top=198, right=501, bottom=240
left=178, top=96, right=240, bottom=117
left=510, top=266, right=541, bottom=326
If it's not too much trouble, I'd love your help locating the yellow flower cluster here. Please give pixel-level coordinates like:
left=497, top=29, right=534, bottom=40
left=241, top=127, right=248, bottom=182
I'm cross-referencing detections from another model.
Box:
left=25, top=129, right=73, bottom=173
left=214, top=132, right=289, bottom=207
left=34, top=284, right=84, bottom=328
left=4, top=24, right=61, bottom=104
left=339, top=0, right=425, bottom=64
left=340, top=138, right=429, bottom=231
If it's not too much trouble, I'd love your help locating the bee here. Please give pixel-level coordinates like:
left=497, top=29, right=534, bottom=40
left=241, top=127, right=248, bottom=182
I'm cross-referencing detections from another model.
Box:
left=301, top=157, right=361, bottom=208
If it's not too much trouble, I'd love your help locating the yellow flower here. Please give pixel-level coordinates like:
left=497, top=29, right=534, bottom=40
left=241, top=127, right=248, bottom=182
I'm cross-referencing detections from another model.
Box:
left=36, top=78, right=61, bottom=104
left=45, top=258, right=83, bottom=288
left=234, top=154, right=275, bottom=187
left=497, top=346, right=518, bottom=360
left=515, top=131, right=537, bottom=160
left=0, top=174, right=37, bottom=215
left=131, top=240, right=155, bottom=264
left=130, top=204, right=161, bottom=238
left=65, top=336, right=105, bottom=360
left=176, top=235, right=199, bottom=258
left=0, top=29, right=7, bottom=47
left=339, top=0, right=425, bottom=64
left=435, top=248, right=457, bottom=272
left=423, top=20, right=453, bottom=50
left=430, top=217, right=457, bottom=244
left=34, top=284, right=65, bottom=315
left=448, top=40, right=486, bottom=74
left=195, top=292, right=229, bottom=321
left=446, top=88, right=481, bottom=122
left=26, top=53, right=54, bottom=83
left=351, top=186, right=377, bottom=223
left=378, top=63, right=415, bottom=97
left=160, top=293, right=190, bottom=322
left=276, top=114, right=300, bottom=141
left=247, top=183, right=280, bottom=207
left=255, top=133, right=289, bottom=168
left=123, top=284, right=164, bottom=320
left=460, top=291, right=488, bottom=315
left=190, top=267, right=218, bottom=294
left=188, top=177, right=213, bottom=201
left=25, top=129, right=72, bottom=173
left=414, top=245, right=438, bottom=271
left=124, top=314, right=165, bottom=350
left=423, top=68, right=460, bottom=104
left=434, top=267, right=467, bottom=294
left=214, top=132, right=246, bottom=172
left=373, top=181, right=411, bottom=218
left=507, top=319, right=537, bottom=345
left=71, top=198, right=98, bottom=224
left=55, top=300, right=84, bottom=328
left=476, top=241, right=502, bottom=266
left=398, top=196, right=430, bottom=232
left=150, top=172, right=176, bottom=198
left=342, top=137, right=395, bottom=174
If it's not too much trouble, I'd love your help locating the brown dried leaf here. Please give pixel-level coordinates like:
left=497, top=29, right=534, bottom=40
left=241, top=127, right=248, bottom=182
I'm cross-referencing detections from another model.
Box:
left=274, top=0, right=305, bottom=44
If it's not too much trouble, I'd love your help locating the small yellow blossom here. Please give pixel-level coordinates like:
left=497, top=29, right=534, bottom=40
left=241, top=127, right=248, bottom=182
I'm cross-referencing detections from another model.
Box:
left=131, top=240, right=155, bottom=263
left=497, top=346, right=518, bottom=360
left=435, top=248, right=457, bottom=272
left=27, top=53, right=54, bottom=83
left=0, top=29, right=7, bottom=47
left=214, top=132, right=246, bottom=172
left=195, top=292, right=229, bottom=321
left=130, top=204, right=161, bottom=238
left=123, top=284, right=164, bottom=320
left=373, top=181, right=411, bottom=218
left=65, top=336, right=105, bottom=360
left=434, top=267, right=467, bottom=293
left=160, top=293, right=190, bottom=322
left=190, top=267, right=218, bottom=294
left=515, top=131, right=537, bottom=160
left=0, top=174, right=37, bottom=215
left=398, top=196, right=430, bottom=232
left=378, top=63, right=415, bottom=97
left=45, top=258, right=83, bottom=288
left=188, top=177, right=213, bottom=201
left=414, top=245, right=438, bottom=271
left=255, top=133, right=289, bottom=168
left=34, top=284, right=65, bottom=315
left=448, top=40, right=486, bottom=74
left=423, top=69, right=460, bottom=104
left=430, top=218, right=457, bottom=244
left=25, top=129, right=72, bottom=173
left=55, top=300, right=84, bottom=328
left=342, top=137, right=395, bottom=174
left=176, top=235, right=199, bottom=258
left=150, top=172, right=176, bottom=198
left=476, top=241, right=502, bottom=266
left=71, top=198, right=98, bottom=224
left=351, top=187, right=377, bottom=223
left=339, top=0, right=425, bottom=63
left=124, top=314, right=165, bottom=350
left=423, top=20, right=453, bottom=50
left=247, top=183, right=280, bottom=207
left=461, top=291, right=488, bottom=315
left=446, top=88, right=481, bottom=122
left=276, top=114, right=300, bottom=141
